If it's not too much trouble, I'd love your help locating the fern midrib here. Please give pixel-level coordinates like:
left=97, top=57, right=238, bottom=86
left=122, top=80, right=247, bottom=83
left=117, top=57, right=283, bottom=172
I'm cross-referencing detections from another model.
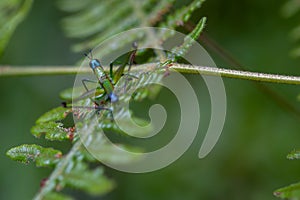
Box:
left=33, top=118, right=99, bottom=200
left=129, top=0, right=167, bottom=62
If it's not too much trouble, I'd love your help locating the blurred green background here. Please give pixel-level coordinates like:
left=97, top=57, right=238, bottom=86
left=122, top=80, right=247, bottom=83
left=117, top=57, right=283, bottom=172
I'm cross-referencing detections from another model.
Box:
left=1, top=0, right=300, bottom=199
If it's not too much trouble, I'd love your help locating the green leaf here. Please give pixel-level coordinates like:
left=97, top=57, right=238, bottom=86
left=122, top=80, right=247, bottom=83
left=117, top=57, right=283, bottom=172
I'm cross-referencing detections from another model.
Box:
left=31, top=122, right=72, bottom=141
left=287, top=149, right=300, bottom=160
left=43, top=192, right=74, bottom=200
left=169, top=17, right=206, bottom=62
left=274, top=182, right=300, bottom=199
left=36, top=107, right=71, bottom=124
left=0, top=0, right=33, bottom=56
left=63, top=163, right=114, bottom=196
left=6, top=144, right=62, bottom=167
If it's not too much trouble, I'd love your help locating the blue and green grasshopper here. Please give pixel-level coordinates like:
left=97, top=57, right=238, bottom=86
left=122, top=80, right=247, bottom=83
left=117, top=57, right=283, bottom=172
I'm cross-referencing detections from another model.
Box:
left=62, top=42, right=138, bottom=113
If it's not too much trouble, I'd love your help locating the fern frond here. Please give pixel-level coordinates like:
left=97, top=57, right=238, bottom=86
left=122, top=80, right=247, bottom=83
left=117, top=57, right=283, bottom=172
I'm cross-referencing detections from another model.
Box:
left=7, top=0, right=208, bottom=199
left=31, top=121, right=72, bottom=141
left=7, top=66, right=167, bottom=199
left=169, top=17, right=206, bottom=61
left=0, top=0, right=33, bottom=56
left=35, top=106, right=71, bottom=124
left=57, top=0, right=204, bottom=54
left=61, top=162, right=114, bottom=195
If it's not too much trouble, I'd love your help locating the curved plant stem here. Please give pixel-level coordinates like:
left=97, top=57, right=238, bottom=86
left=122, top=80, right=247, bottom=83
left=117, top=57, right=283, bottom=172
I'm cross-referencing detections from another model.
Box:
left=33, top=118, right=98, bottom=200
left=1, top=64, right=300, bottom=85
left=33, top=140, right=82, bottom=200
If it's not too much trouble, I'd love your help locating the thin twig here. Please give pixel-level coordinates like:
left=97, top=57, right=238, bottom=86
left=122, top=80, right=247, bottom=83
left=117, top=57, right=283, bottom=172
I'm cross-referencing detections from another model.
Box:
left=0, top=66, right=88, bottom=76
left=197, top=31, right=300, bottom=119
left=173, top=64, right=300, bottom=85
left=1, top=64, right=300, bottom=85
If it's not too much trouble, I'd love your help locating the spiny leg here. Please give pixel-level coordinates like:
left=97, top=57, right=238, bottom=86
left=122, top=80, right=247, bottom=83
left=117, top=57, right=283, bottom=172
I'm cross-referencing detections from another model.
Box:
left=125, top=41, right=138, bottom=78
left=62, top=79, right=103, bottom=107
left=127, top=41, right=138, bottom=72
left=109, top=61, right=114, bottom=81
left=122, top=42, right=139, bottom=92
left=62, top=103, right=114, bottom=120
left=110, top=60, right=123, bottom=84
left=111, top=42, right=138, bottom=84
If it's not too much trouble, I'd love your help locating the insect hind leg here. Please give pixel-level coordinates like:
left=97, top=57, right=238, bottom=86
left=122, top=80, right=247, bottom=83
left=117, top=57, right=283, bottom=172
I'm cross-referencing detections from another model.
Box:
left=95, top=105, right=114, bottom=120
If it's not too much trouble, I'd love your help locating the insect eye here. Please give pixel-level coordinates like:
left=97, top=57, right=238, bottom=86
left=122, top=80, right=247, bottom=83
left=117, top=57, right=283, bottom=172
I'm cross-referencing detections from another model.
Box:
left=89, top=59, right=101, bottom=69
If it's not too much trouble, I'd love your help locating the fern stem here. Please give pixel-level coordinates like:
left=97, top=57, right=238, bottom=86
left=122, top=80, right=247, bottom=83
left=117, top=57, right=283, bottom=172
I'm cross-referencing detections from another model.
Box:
left=173, top=64, right=300, bottom=85
left=33, top=117, right=99, bottom=200
left=1, top=64, right=300, bottom=85
left=0, top=66, right=88, bottom=76
left=33, top=140, right=83, bottom=200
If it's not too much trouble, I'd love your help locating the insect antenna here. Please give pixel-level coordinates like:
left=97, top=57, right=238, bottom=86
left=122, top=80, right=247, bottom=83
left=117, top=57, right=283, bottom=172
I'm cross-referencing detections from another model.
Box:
left=84, top=49, right=93, bottom=60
